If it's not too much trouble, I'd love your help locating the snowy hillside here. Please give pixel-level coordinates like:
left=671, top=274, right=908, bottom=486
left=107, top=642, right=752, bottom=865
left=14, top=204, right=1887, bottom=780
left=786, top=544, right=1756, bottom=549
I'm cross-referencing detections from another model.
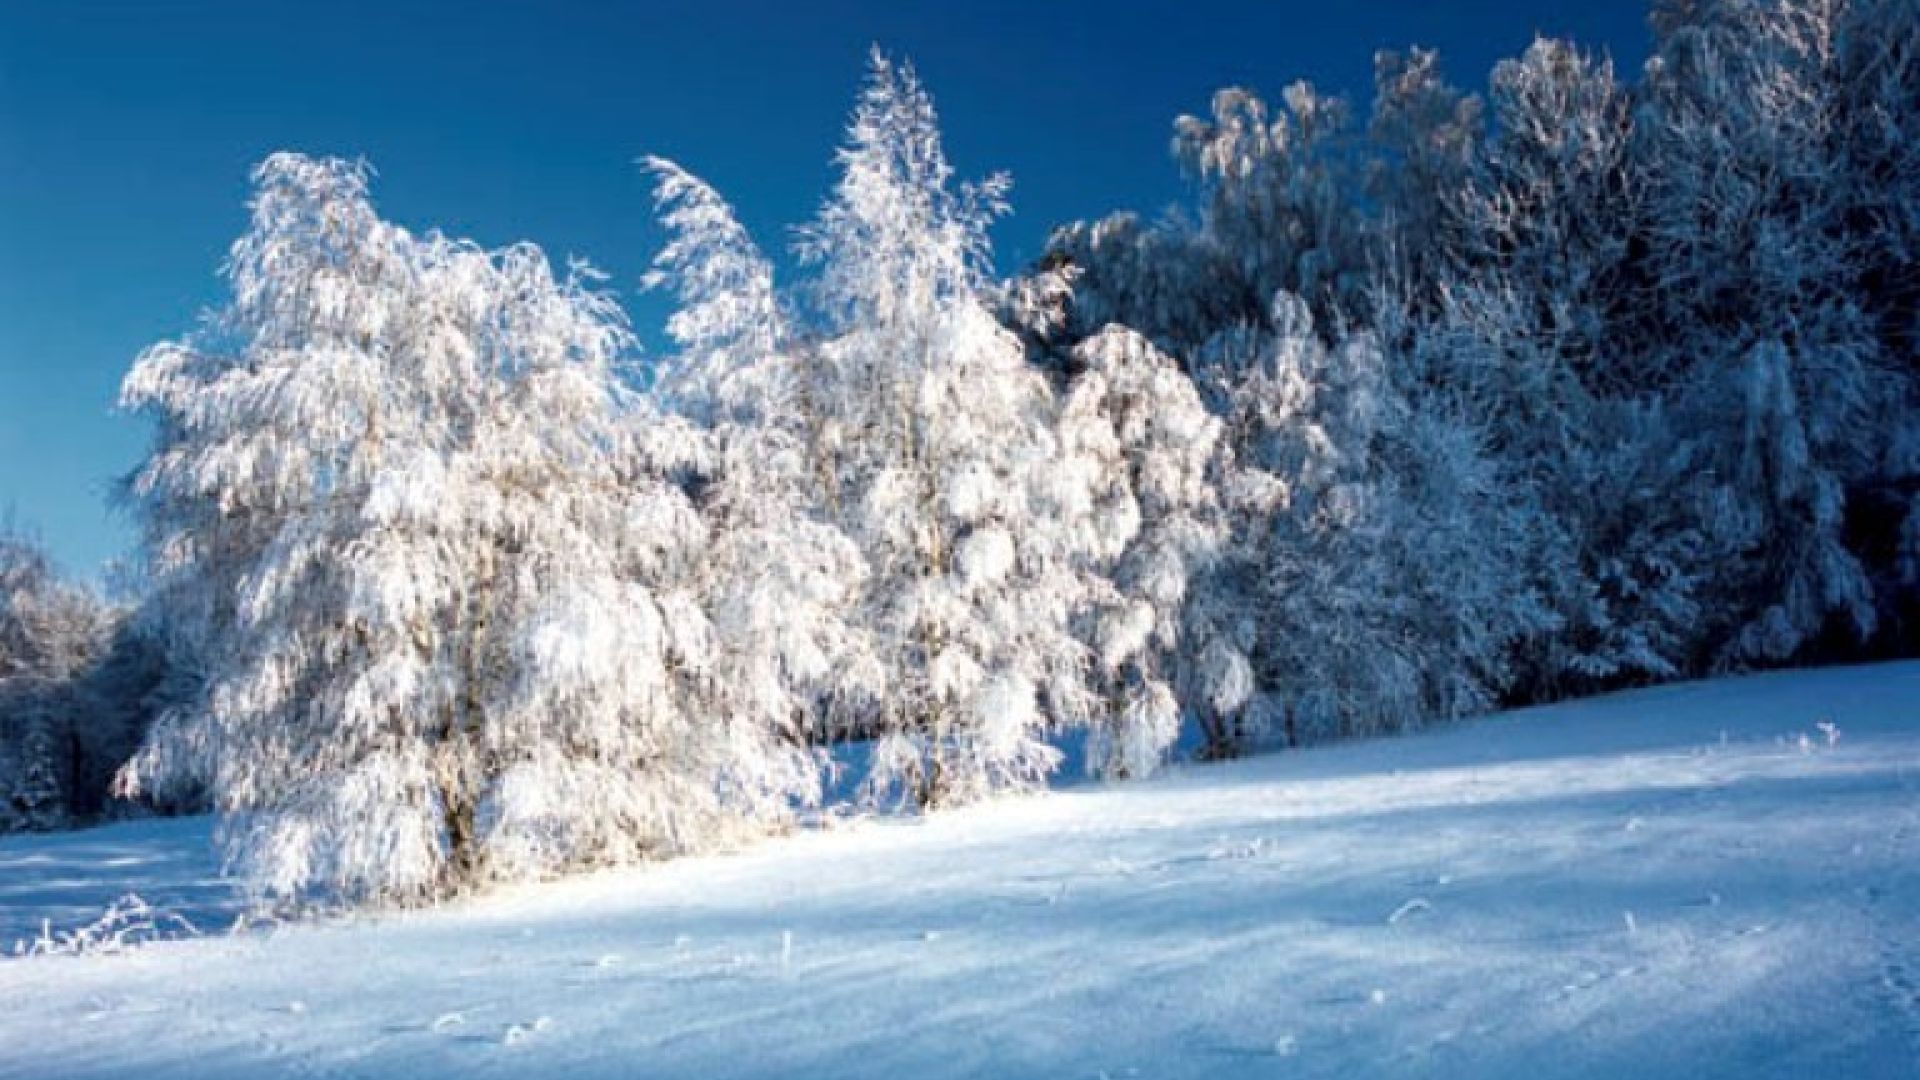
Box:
left=2, top=662, right=1917, bottom=1079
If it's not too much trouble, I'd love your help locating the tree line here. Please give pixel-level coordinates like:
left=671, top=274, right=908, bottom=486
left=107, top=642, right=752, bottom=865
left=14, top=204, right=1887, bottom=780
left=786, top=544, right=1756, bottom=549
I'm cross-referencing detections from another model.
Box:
left=2, top=0, right=1915, bottom=908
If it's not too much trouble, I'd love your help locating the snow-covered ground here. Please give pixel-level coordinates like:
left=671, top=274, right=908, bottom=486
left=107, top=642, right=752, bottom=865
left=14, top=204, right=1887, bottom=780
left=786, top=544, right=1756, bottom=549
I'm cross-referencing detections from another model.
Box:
left=1, top=663, right=1917, bottom=1079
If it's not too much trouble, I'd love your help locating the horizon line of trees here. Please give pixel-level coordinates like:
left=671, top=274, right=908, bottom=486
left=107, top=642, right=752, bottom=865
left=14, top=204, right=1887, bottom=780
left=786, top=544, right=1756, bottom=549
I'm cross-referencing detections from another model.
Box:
left=2, top=0, right=1915, bottom=909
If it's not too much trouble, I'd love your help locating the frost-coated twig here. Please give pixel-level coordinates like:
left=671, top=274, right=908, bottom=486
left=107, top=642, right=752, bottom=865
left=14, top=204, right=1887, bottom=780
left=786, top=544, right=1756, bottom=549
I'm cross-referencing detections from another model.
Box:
left=1387, top=898, right=1432, bottom=925
left=13, top=894, right=202, bottom=957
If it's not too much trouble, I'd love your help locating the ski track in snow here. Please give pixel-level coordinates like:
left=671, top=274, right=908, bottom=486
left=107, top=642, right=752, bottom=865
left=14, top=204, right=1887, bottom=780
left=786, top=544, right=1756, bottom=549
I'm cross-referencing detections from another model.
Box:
left=1, top=663, right=1918, bottom=1079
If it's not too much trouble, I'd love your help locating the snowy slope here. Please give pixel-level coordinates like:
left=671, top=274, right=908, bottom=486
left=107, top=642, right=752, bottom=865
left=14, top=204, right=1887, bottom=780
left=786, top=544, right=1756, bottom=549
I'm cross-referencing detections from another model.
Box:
left=2, top=663, right=1917, bottom=1079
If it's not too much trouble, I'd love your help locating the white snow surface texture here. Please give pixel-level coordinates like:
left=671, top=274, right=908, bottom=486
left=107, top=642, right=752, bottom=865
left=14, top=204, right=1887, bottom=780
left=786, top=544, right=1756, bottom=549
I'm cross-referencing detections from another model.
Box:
left=2, top=663, right=1917, bottom=1079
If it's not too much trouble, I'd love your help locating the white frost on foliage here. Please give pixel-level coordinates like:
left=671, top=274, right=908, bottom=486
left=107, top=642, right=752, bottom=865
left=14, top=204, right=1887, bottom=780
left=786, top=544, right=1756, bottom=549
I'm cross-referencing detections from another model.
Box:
left=1063, top=327, right=1224, bottom=777
left=119, top=155, right=815, bottom=905
left=775, top=50, right=1107, bottom=807
left=955, top=527, right=1015, bottom=589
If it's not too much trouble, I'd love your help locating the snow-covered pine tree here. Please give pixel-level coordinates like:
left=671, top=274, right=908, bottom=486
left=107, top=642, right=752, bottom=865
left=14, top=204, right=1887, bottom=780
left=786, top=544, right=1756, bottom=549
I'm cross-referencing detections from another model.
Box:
left=119, top=155, right=815, bottom=904
left=793, top=51, right=1108, bottom=806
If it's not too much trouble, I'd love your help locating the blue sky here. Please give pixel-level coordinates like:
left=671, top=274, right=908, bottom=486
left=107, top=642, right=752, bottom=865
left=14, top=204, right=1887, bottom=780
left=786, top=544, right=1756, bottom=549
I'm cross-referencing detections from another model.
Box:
left=0, top=1, right=1647, bottom=578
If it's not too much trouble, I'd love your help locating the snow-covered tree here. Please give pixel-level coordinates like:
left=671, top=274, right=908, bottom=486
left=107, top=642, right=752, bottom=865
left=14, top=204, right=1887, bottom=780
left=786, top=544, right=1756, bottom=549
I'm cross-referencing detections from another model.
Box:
left=1634, top=0, right=1905, bottom=665
left=0, top=527, right=108, bottom=685
left=1037, top=211, right=1231, bottom=357
left=1832, top=0, right=1920, bottom=639
left=1038, top=81, right=1372, bottom=360
left=1832, top=0, right=1920, bottom=372
left=119, top=155, right=816, bottom=904
left=785, top=51, right=1112, bottom=806
left=0, top=525, right=119, bottom=831
left=81, top=4, right=1920, bottom=881
left=641, top=157, right=877, bottom=761
left=1058, top=327, right=1223, bottom=777
left=645, top=59, right=1230, bottom=792
left=1172, top=83, right=1371, bottom=330
left=1454, top=38, right=1638, bottom=388
left=1191, top=295, right=1548, bottom=751
left=1396, top=38, right=1719, bottom=692
left=639, top=158, right=784, bottom=422
left=1367, top=47, right=1483, bottom=297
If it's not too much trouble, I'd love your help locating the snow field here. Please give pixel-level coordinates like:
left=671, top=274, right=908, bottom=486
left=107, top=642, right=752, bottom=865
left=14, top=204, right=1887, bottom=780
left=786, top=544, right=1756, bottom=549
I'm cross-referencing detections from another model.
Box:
left=1, top=662, right=1916, bottom=1078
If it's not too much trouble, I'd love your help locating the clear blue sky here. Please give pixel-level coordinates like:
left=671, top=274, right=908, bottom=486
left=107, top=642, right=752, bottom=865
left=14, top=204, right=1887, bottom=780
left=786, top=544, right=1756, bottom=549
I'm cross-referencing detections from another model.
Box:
left=0, top=1, right=1647, bottom=578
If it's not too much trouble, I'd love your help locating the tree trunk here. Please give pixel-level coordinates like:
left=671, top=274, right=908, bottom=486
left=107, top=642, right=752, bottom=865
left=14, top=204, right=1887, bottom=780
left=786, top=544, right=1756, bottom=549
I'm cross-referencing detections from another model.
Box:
left=441, top=788, right=479, bottom=894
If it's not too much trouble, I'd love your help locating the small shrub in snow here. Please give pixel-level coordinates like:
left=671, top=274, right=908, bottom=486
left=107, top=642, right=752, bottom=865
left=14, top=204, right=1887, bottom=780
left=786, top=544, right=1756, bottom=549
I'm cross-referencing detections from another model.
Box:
left=13, top=893, right=201, bottom=958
